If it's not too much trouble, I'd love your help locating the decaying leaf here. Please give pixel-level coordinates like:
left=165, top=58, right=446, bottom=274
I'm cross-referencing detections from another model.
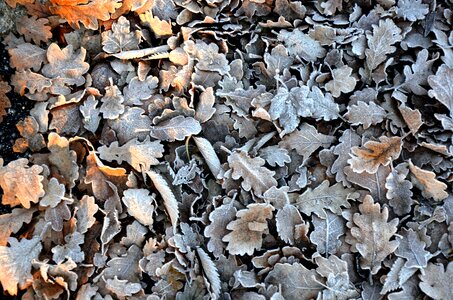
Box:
left=279, top=123, right=336, bottom=163
left=325, top=65, right=357, bottom=97
left=348, top=136, right=402, bottom=174
left=365, top=18, right=402, bottom=72
left=344, top=101, right=387, bottom=129
left=41, top=43, right=90, bottom=86
left=227, top=151, right=277, bottom=196
left=223, top=203, right=274, bottom=256
left=408, top=160, right=448, bottom=201
left=0, top=236, right=42, bottom=295
left=348, top=195, right=399, bottom=274
left=98, top=137, right=164, bottom=171
left=296, top=180, right=359, bottom=218
left=0, top=158, right=45, bottom=208
left=122, top=189, right=155, bottom=227
left=265, top=263, right=324, bottom=300
left=49, top=0, right=121, bottom=30
left=419, top=262, right=453, bottom=300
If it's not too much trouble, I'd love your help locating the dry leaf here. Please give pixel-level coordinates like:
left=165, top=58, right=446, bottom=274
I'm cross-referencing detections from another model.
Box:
left=348, top=195, right=399, bottom=274
left=49, top=0, right=121, bottom=30
left=223, top=203, right=274, bottom=256
left=428, top=64, right=453, bottom=117
left=344, top=101, right=387, bottom=129
left=16, top=15, right=52, bottom=45
left=8, top=43, right=46, bottom=71
left=325, top=65, right=357, bottom=97
left=408, top=160, right=448, bottom=201
left=419, top=262, right=453, bottom=300
left=0, top=158, right=45, bottom=208
left=150, top=116, right=201, bottom=142
left=227, top=151, right=277, bottom=196
left=102, top=16, right=141, bottom=54
left=348, top=136, right=402, bottom=174
left=122, top=189, right=155, bottom=227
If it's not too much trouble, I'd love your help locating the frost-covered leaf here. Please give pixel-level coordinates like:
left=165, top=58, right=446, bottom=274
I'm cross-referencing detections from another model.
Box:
left=0, top=158, right=45, bottom=208
left=100, top=81, right=125, bottom=119
left=98, top=137, right=164, bottom=171
left=385, top=163, right=414, bottom=215
left=310, top=211, right=345, bottom=255
left=325, top=66, right=357, bottom=97
left=408, top=161, right=448, bottom=201
left=259, top=145, right=291, bottom=167
left=150, top=116, right=201, bottom=142
left=196, top=247, right=221, bottom=298
left=419, top=262, right=453, bottom=300
left=348, top=195, right=399, bottom=274
left=193, top=136, right=222, bottom=178
left=122, top=189, right=155, bottom=227
left=0, top=207, right=36, bottom=246
left=296, top=180, right=359, bottom=218
left=121, top=221, right=148, bottom=247
left=395, top=228, right=430, bottom=269
left=279, top=123, right=335, bottom=163
left=276, top=203, right=305, bottom=245
left=147, top=170, right=179, bottom=232
left=344, top=165, right=391, bottom=202
left=428, top=64, right=453, bottom=117
left=76, top=195, right=98, bottom=234
left=105, top=276, right=142, bottom=297
left=186, top=40, right=230, bottom=75
left=80, top=95, right=101, bottom=133
left=123, top=75, right=159, bottom=105
left=0, top=236, right=42, bottom=295
left=204, top=202, right=237, bottom=258
left=108, top=107, right=152, bottom=144
left=40, top=177, right=65, bottom=208
left=52, top=231, right=85, bottom=264
left=365, top=19, right=402, bottom=72
left=278, top=29, right=326, bottom=61
left=102, top=16, right=141, bottom=53
left=397, top=0, right=429, bottom=21
left=331, top=129, right=361, bottom=186
left=41, top=43, right=90, bottom=86
left=223, top=203, right=274, bottom=256
left=195, top=87, right=216, bottom=123
left=45, top=201, right=71, bottom=231
left=344, top=101, right=386, bottom=129
left=348, top=136, right=402, bottom=174
left=265, top=263, right=324, bottom=300
left=49, top=0, right=121, bottom=30
left=402, top=49, right=436, bottom=95
left=227, top=151, right=277, bottom=196
left=381, top=257, right=418, bottom=294
left=8, top=43, right=46, bottom=71
left=103, top=244, right=142, bottom=282
left=306, top=86, right=340, bottom=121
left=16, top=15, right=52, bottom=45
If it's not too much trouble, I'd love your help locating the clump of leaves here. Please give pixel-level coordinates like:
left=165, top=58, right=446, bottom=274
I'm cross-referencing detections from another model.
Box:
left=1, top=0, right=453, bottom=298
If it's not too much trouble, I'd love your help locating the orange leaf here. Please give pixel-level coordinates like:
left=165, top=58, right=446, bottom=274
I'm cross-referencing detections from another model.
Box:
left=49, top=0, right=121, bottom=30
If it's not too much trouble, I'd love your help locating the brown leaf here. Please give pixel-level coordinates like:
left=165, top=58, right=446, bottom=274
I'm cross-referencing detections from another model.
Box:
left=408, top=160, right=448, bottom=201
left=0, top=81, right=11, bottom=123
left=227, top=151, right=277, bottom=196
left=347, top=195, right=399, bottom=274
left=16, top=15, right=52, bottom=45
left=0, top=158, right=45, bottom=208
left=348, top=136, right=402, bottom=174
left=223, top=203, right=274, bottom=256
left=8, top=43, right=46, bottom=72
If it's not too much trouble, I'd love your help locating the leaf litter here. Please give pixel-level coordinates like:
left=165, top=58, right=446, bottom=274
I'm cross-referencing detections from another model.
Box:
left=0, top=0, right=453, bottom=299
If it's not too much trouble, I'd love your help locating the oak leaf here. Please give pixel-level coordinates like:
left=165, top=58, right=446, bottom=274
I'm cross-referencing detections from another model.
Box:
left=227, top=151, right=277, bottom=196
left=428, top=64, right=453, bottom=117
left=223, top=203, right=274, bottom=256
left=408, top=160, right=448, bottom=201
left=8, top=43, right=46, bottom=71
left=385, top=163, right=414, bottom=215
left=76, top=195, right=99, bottom=234
left=102, top=16, right=141, bottom=54
left=395, top=228, right=431, bottom=269
left=310, top=211, right=345, bottom=255
left=296, top=180, right=359, bottom=218
left=279, top=123, right=336, bottom=163
left=16, top=15, right=52, bottom=45
left=348, top=136, right=402, bottom=174
left=0, top=81, right=11, bottom=123
left=277, top=29, right=326, bottom=62
left=0, top=158, right=45, bottom=208
left=419, top=262, right=453, bottom=300
left=344, top=101, right=386, bottom=129
left=49, top=0, right=121, bottom=30
left=100, top=81, right=125, bottom=119
left=105, top=276, right=142, bottom=297
left=0, top=207, right=37, bottom=246
left=0, top=236, right=42, bottom=295
left=52, top=231, right=85, bottom=264
left=397, top=0, right=429, bottom=21
left=348, top=195, right=399, bottom=274
left=150, top=116, right=201, bottom=142
left=40, top=177, right=65, bottom=208
left=265, top=263, right=324, bottom=300
left=204, top=202, right=237, bottom=258
left=41, top=43, right=90, bottom=86
left=122, top=189, right=155, bottom=227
